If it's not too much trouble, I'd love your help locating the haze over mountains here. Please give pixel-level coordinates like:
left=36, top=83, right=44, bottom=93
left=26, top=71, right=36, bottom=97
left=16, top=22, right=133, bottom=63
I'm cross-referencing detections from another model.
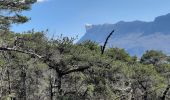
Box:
left=78, top=13, right=170, bottom=57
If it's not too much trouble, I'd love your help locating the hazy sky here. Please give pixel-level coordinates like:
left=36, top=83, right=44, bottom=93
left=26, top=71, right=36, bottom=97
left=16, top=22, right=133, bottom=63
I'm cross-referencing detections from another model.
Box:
left=12, top=0, right=170, bottom=38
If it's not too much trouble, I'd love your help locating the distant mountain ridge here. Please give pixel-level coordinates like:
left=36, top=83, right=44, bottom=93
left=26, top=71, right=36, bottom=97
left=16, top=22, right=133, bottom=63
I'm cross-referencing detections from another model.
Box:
left=78, top=13, right=170, bottom=57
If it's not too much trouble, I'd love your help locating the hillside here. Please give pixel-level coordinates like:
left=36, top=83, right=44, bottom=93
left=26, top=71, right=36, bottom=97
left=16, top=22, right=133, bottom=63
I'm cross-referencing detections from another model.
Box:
left=79, top=13, right=170, bottom=57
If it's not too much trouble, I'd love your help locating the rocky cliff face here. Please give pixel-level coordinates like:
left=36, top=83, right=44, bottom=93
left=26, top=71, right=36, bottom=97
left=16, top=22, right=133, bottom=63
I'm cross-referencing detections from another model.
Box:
left=78, top=13, right=170, bottom=57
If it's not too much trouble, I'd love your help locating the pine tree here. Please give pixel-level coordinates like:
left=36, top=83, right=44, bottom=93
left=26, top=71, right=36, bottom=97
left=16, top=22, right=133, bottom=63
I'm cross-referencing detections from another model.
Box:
left=0, top=0, right=36, bottom=32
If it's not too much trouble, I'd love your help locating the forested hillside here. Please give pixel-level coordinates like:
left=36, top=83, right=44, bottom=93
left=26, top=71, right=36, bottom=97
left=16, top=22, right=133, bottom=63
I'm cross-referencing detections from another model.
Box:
left=1, top=0, right=170, bottom=100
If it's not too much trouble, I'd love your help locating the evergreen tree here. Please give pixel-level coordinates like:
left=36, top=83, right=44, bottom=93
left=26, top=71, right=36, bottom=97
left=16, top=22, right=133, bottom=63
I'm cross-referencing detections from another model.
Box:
left=0, top=0, right=36, bottom=32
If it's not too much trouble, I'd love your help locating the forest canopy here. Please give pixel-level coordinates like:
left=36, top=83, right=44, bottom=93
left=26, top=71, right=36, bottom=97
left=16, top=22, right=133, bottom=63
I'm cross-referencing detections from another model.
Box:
left=0, top=1, right=170, bottom=100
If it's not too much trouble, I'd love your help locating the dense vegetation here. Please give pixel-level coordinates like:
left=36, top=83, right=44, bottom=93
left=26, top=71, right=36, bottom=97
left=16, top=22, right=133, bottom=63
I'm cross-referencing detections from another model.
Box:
left=1, top=1, right=170, bottom=100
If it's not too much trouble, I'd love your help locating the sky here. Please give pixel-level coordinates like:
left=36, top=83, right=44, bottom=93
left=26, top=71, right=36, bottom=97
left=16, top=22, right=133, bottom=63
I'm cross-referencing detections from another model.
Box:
left=12, top=0, right=170, bottom=39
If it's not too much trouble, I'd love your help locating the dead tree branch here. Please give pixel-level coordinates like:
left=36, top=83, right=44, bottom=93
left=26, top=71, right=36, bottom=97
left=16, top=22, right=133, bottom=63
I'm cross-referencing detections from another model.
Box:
left=101, top=29, right=114, bottom=55
left=0, top=47, right=43, bottom=59
left=161, top=84, right=170, bottom=100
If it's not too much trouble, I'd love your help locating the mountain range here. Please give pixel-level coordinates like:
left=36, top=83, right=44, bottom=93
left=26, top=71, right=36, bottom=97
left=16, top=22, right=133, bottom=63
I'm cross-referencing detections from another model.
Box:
left=78, top=13, right=170, bottom=57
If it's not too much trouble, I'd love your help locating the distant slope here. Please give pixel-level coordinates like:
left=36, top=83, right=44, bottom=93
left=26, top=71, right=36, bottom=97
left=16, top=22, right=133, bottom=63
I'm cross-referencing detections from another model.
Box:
left=78, top=13, right=170, bottom=57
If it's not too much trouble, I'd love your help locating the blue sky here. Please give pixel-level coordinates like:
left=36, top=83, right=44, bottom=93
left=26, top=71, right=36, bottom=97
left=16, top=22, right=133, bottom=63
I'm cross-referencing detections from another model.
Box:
left=12, top=0, right=170, bottom=39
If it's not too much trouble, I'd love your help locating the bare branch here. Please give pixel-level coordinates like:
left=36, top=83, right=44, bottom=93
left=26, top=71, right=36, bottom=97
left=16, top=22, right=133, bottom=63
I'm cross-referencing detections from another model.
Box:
left=0, top=47, right=43, bottom=59
left=61, top=66, right=90, bottom=76
left=161, top=84, right=170, bottom=100
left=101, top=29, right=114, bottom=55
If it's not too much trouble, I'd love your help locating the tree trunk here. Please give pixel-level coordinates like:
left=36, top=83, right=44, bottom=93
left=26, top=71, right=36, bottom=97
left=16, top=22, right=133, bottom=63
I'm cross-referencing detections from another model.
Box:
left=143, top=91, right=148, bottom=100
left=49, top=77, right=53, bottom=100
left=20, top=67, right=26, bottom=100
left=57, top=73, right=63, bottom=100
left=7, top=70, right=11, bottom=94
left=58, top=76, right=62, bottom=96
left=35, top=71, right=39, bottom=100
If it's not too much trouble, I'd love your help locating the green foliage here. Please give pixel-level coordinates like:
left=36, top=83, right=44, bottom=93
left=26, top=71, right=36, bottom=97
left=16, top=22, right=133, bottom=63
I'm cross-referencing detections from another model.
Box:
left=1, top=31, right=170, bottom=100
left=3, top=1, right=170, bottom=99
left=141, top=50, right=166, bottom=65
left=105, top=48, right=131, bottom=62
left=78, top=40, right=100, bottom=52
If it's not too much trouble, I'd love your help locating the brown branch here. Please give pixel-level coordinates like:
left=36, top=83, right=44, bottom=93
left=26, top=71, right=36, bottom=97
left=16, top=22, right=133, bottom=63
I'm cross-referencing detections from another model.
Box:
left=137, top=80, right=147, bottom=90
left=64, top=91, right=76, bottom=96
left=161, top=85, right=170, bottom=100
left=101, top=29, right=114, bottom=55
left=0, top=47, right=43, bottom=59
left=61, top=66, right=90, bottom=76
